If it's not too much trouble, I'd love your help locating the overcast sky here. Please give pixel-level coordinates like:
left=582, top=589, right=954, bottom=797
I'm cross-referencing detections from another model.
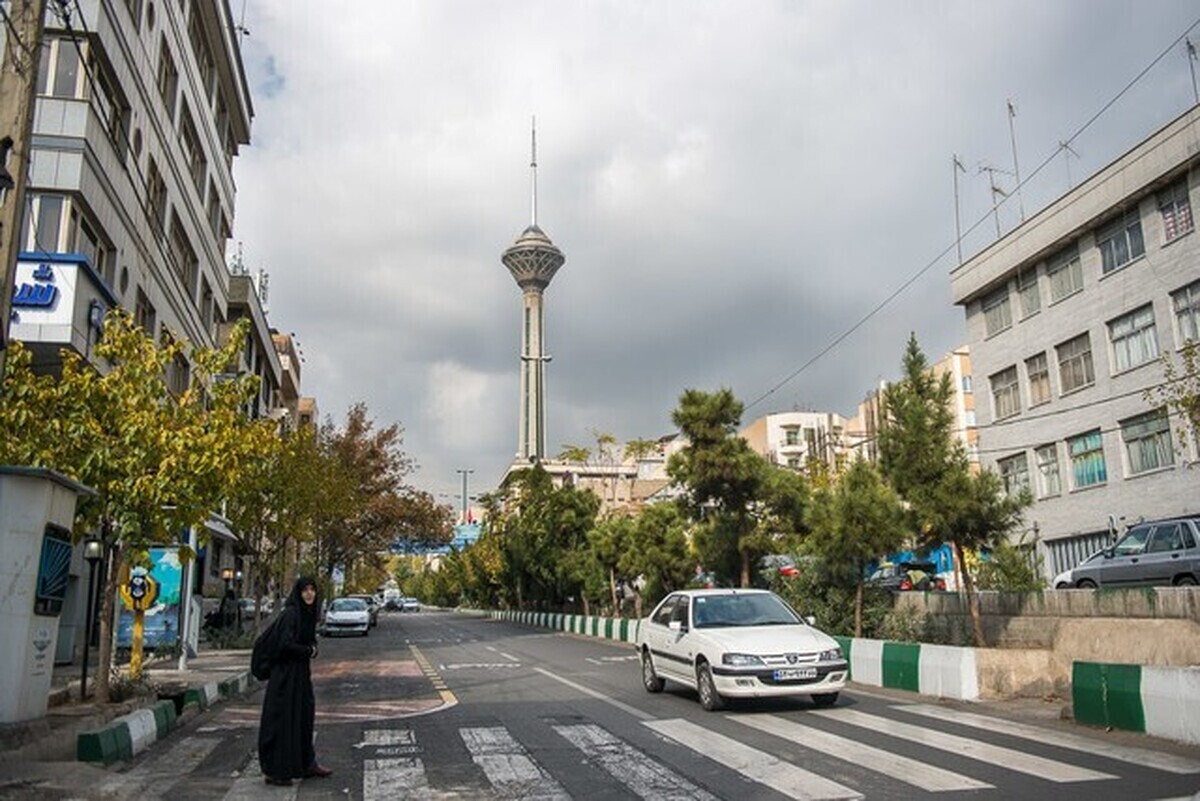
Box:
left=231, top=1, right=1200, bottom=501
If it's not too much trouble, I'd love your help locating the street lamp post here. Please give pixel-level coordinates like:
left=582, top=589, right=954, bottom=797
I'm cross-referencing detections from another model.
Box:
left=80, top=536, right=103, bottom=700
left=235, top=570, right=243, bottom=633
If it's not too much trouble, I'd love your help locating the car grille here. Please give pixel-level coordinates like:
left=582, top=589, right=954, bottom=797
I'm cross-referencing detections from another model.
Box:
left=758, top=653, right=818, bottom=667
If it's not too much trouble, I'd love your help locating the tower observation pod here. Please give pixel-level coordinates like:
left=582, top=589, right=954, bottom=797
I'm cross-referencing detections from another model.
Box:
left=501, top=118, right=565, bottom=462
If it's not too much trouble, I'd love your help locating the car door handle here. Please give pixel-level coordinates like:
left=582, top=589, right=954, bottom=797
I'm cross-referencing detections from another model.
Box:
left=1130, top=558, right=1139, bottom=563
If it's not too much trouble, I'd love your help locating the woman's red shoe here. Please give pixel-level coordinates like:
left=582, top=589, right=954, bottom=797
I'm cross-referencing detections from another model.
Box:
left=305, top=764, right=333, bottom=778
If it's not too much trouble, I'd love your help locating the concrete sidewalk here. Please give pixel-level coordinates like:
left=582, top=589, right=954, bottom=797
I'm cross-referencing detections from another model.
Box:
left=0, top=648, right=257, bottom=766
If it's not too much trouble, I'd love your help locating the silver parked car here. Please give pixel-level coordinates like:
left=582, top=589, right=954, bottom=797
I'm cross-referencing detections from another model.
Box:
left=1070, top=516, right=1200, bottom=588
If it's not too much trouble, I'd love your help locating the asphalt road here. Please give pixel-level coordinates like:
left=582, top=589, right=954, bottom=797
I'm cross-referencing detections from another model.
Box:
left=64, top=609, right=1200, bottom=799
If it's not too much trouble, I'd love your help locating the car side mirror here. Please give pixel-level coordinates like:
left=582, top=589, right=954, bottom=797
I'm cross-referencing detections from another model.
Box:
left=804, top=615, right=816, bottom=626
left=1103, top=547, right=1115, bottom=559
left=669, top=620, right=685, bottom=632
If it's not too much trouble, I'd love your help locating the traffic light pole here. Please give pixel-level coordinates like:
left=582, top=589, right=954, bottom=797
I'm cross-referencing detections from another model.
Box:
left=0, top=0, right=48, bottom=378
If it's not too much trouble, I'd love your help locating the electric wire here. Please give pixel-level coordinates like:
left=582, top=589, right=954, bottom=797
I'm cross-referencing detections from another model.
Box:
left=744, top=14, right=1200, bottom=415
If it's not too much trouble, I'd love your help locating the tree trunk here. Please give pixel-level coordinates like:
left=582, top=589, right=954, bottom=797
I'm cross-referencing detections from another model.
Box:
left=95, top=538, right=126, bottom=703
left=854, top=580, right=863, bottom=638
left=955, top=542, right=987, bottom=647
left=609, top=567, right=618, bottom=613
left=740, top=548, right=751, bottom=588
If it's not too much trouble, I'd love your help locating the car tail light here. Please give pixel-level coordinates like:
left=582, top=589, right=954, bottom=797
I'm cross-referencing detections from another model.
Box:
left=933, top=577, right=946, bottom=591
left=899, top=579, right=912, bottom=590
left=780, top=565, right=799, bottom=577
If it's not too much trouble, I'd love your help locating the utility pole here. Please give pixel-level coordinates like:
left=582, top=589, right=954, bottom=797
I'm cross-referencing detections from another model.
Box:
left=0, top=0, right=48, bottom=378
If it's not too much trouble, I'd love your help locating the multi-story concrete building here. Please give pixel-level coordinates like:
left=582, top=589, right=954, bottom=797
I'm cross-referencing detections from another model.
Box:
left=951, top=104, right=1199, bottom=580
left=742, top=411, right=848, bottom=474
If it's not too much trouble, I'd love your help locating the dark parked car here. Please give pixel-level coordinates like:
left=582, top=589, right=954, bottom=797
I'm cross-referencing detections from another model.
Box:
left=866, top=561, right=946, bottom=592
left=1069, top=516, right=1200, bottom=589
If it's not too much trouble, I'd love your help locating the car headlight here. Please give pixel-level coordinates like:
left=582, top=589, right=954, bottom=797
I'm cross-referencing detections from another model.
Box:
left=722, top=653, right=765, bottom=667
left=819, top=647, right=843, bottom=662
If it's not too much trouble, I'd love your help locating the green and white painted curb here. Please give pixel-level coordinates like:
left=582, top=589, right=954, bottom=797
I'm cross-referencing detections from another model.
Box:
left=481, top=609, right=643, bottom=645
left=1073, top=662, right=1200, bottom=745
left=77, top=670, right=256, bottom=764
left=77, top=700, right=177, bottom=765
left=832, top=636, right=980, bottom=701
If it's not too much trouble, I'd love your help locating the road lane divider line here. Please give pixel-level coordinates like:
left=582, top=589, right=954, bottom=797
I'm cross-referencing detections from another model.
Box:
left=644, top=718, right=862, bottom=800
left=897, top=704, right=1200, bottom=774
left=410, top=644, right=458, bottom=707
left=729, top=713, right=992, bottom=792
left=810, top=708, right=1115, bottom=783
left=554, top=723, right=720, bottom=801
left=460, top=726, right=571, bottom=800
left=532, top=666, right=654, bottom=721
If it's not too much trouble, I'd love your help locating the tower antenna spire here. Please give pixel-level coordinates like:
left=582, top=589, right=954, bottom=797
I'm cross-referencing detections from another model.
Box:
left=530, top=115, right=538, bottom=227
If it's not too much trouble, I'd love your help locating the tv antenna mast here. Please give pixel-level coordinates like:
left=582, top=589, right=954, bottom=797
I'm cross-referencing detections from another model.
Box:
left=1006, top=99, right=1025, bottom=222
left=978, top=163, right=1014, bottom=239
left=1056, top=140, right=1080, bottom=191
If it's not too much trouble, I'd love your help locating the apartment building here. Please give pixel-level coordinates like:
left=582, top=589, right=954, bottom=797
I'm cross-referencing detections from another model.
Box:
left=951, top=104, right=1200, bottom=579
left=742, top=411, right=848, bottom=474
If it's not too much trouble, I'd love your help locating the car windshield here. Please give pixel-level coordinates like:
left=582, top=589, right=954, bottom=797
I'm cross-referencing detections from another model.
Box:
left=692, top=593, right=800, bottom=628
left=330, top=599, right=366, bottom=612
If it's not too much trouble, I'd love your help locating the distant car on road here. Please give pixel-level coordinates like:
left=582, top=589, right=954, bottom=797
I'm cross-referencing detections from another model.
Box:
left=635, top=588, right=847, bottom=711
left=401, top=597, right=421, bottom=613
left=866, top=561, right=946, bottom=592
left=346, top=594, right=380, bottom=627
left=1068, top=516, right=1200, bottom=589
left=322, top=597, right=370, bottom=637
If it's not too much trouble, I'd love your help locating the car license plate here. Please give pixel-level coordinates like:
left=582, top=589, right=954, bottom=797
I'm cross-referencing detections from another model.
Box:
left=774, top=667, right=818, bottom=681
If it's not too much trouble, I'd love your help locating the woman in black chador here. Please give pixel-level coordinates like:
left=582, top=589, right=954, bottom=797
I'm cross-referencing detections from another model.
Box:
left=257, top=576, right=332, bottom=786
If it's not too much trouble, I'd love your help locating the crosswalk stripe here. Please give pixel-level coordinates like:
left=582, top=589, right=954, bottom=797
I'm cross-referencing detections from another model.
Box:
left=553, top=723, right=720, bottom=801
left=811, top=708, right=1115, bottom=783
left=644, top=718, right=862, bottom=800
left=730, top=713, right=993, bottom=793
left=363, top=757, right=433, bottom=800
left=898, top=704, right=1200, bottom=775
left=460, top=726, right=571, bottom=800
left=98, top=735, right=221, bottom=796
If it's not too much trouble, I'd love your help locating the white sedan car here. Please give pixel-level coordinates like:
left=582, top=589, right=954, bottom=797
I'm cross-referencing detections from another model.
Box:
left=322, top=597, right=371, bottom=637
left=636, top=588, right=848, bottom=711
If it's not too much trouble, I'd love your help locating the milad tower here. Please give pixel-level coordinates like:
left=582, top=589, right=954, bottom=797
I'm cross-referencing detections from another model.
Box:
left=502, top=120, right=565, bottom=463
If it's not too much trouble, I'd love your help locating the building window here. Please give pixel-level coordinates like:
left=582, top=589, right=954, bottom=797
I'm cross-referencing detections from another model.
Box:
left=1096, top=209, right=1145, bottom=275
left=1047, top=246, right=1083, bottom=303
left=1173, top=279, right=1200, bottom=344
left=786, top=457, right=800, bottom=469
left=982, top=286, right=1012, bottom=337
left=1108, top=305, right=1158, bottom=373
left=156, top=37, right=178, bottom=122
left=961, top=375, right=972, bottom=394
left=21, top=193, right=65, bottom=253
left=784, top=428, right=799, bottom=446
left=36, top=37, right=83, bottom=99
left=1024, top=352, right=1050, bottom=407
left=187, top=5, right=217, bottom=101
left=123, top=0, right=142, bottom=29
left=67, top=202, right=112, bottom=281
left=997, top=453, right=1029, bottom=497
left=147, top=158, right=167, bottom=237
left=990, top=366, right=1020, bottom=420
left=1068, top=430, right=1107, bottom=489
left=1121, top=409, right=1174, bottom=475
left=1017, top=269, right=1040, bottom=319
left=200, top=277, right=214, bottom=334
left=179, top=103, right=206, bottom=197
left=168, top=214, right=198, bottom=297
left=1034, top=444, right=1061, bottom=498
left=1056, top=333, right=1094, bottom=394
left=166, top=352, right=190, bottom=397
left=133, top=288, right=156, bottom=335
left=1159, top=180, right=1193, bottom=243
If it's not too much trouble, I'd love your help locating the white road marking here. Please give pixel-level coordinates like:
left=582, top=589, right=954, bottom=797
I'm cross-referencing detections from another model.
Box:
left=363, top=757, right=433, bottom=800
left=439, top=662, right=523, bottom=670
left=99, top=735, right=221, bottom=796
left=356, top=729, right=417, bottom=747
left=223, top=753, right=297, bottom=800
left=730, top=713, right=992, bottom=792
left=460, top=726, right=571, bottom=800
left=811, top=708, right=1114, bottom=783
left=500, top=652, right=520, bottom=662
left=532, top=666, right=654, bottom=721
left=644, top=718, right=862, bottom=800
left=554, top=723, right=719, bottom=800
left=900, top=703, right=1200, bottom=775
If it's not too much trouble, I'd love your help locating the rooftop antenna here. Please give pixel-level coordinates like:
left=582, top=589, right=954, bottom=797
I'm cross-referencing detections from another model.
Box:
left=978, top=163, right=1013, bottom=239
left=952, top=154, right=966, bottom=266
left=1057, top=140, right=1080, bottom=190
left=235, top=0, right=250, bottom=39
left=1006, top=99, right=1025, bottom=222
left=257, top=267, right=269, bottom=311
left=1188, top=38, right=1198, bottom=105
left=229, top=240, right=246, bottom=275
left=530, top=115, right=538, bottom=227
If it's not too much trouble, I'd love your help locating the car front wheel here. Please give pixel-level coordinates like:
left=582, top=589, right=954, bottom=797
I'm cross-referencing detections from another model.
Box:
left=696, top=662, right=725, bottom=711
left=1075, top=579, right=1097, bottom=589
left=641, top=650, right=664, bottom=693
left=812, top=692, right=839, bottom=708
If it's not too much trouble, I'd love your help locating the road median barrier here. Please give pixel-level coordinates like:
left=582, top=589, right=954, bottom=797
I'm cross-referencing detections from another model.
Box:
left=1073, top=661, right=1200, bottom=745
